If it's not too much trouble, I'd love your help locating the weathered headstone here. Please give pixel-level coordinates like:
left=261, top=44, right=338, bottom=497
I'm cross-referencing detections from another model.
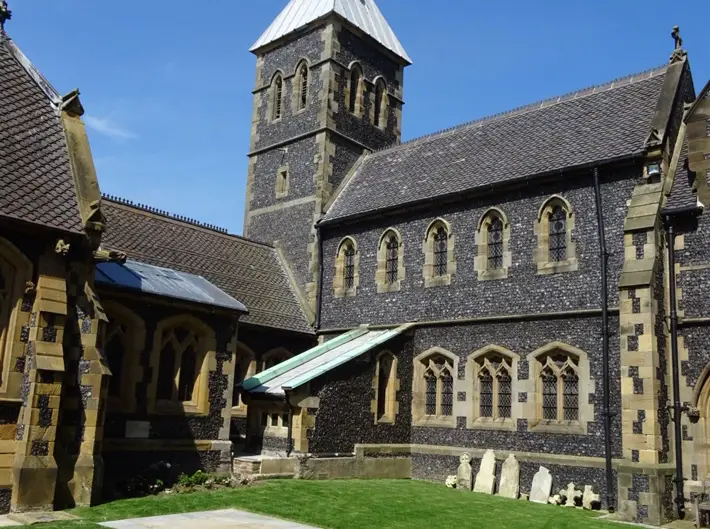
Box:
left=498, top=454, right=520, bottom=499
left=548, top=494, right=561, bottom=505
left=473, top=449, right=496, bottom=494
left=456, top=453, right=472, bottom=490
left=582, top=485, right=601, bottom=510
left=560, top=483, right=583, bottom=507
left=529, top=466, right=552, bottom=504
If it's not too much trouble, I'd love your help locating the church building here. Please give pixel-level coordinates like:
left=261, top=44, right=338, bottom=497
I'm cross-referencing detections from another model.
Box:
left=1, top=0, right=710, bottom=526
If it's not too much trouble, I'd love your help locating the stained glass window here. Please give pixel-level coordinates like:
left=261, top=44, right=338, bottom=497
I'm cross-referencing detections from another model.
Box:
left=434, top=227, right=448, bottom=277
left=542, top=369, right=558, bottom=420
left=425, top=372, right=437, bottom=415
left=344, top=245, right=355, bottom=289
left=385, top=236, right=398, bottom=284
left=479, top=372, right=493, bottom=418
left=299, top=64, right=308, bottom=110
left=563, top=371, right=579, bottom=421
left=549, top=205, right=567, bottom=262
left=498, top=371, right=512, bottom=418
left=441, top=371, right=453, bottom=416
left=487, top=216, right=504, bottom=270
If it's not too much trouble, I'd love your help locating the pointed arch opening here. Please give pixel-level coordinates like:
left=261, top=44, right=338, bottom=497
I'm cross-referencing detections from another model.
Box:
left=376, top=228, right=405, bottom=293
left=348, top=63, right=363, bottom=116
left=535, top=196, right=578, bottom=275
left=334, top=237, right=359, bottom=298
left=270, top=72, right=284, bottom=122
left=413, top=347, right=458, bottom=427
left=466, top=345, right=519, bottom=430
left=373, top=77, right=388, bottom=129
left=423, top=219, right=456, bottom=288
left=294, top=60, right=309, bottom=112
left=475, top=208, right=511, bottom=281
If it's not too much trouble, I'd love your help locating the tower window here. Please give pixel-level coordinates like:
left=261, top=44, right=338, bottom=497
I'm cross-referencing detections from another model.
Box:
left=349, top=65, right=362, bottom=114
left=373, top=79, right=387, bottom=128
left=272, top=74, right=283, bottom=121
left=297, top=62, right=308, bottom=111
left=275, top=166, right=289, bottom=197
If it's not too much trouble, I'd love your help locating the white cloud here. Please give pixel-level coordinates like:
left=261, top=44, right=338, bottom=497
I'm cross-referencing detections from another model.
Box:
left=84, top=114, right=137, bottom=140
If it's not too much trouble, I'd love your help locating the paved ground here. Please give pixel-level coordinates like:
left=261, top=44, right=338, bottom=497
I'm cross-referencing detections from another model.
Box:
left=100, top=509, right=319, bottom=529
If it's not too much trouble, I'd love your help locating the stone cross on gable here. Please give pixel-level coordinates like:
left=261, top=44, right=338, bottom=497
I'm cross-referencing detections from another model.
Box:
left=0, top=1, right=11, bottom=31
left=671, top=25, right=683, bottom=49
left=560, top=482, right=582, bottom=507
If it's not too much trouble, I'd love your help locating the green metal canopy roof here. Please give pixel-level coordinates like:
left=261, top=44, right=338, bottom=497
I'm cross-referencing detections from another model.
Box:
left=242, top=324, right=413, bottom=398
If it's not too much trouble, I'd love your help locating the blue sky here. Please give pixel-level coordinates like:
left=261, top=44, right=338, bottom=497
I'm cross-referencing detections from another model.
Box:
left=8, top=1, right=708, bottom=235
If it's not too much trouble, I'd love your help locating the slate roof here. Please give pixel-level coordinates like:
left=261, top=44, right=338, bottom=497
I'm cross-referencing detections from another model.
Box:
left=101, top=199, right=313, bottom=334
left=0, top=35, right=83, bottom=234
left=323, top=66, right=669, bottom=224
left=665, top=137, right=699, bottom=212
left=251, top=0, right=411, bottom=64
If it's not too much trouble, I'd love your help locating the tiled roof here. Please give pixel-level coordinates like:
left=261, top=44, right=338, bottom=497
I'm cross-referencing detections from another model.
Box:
left=324, top=66, right=668, bottom=224
left=665, top=137, right=699, bottom=212
left=101, top=199, right=313, bottom=334
left=0, top=35, right=83, bottom=234
left=251, top=0, right=411, bottom=64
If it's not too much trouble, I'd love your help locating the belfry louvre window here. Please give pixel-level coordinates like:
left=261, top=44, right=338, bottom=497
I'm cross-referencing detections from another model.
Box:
left=422, top=355, right=454, bottom=417
left=272, top=75, right=283, bottom=121
left=374, top=79, right=387, bottom=128
left=297, top=62, right=308, bottom=111
left=349, top=65, right=362, bottom=113
left=548, top=205, right=567, bottom=262
left=434, top=227, right=448, bottom=277
left=538, top=353, right=579, bottom=422
left=487, top=216, right=504, bottom=270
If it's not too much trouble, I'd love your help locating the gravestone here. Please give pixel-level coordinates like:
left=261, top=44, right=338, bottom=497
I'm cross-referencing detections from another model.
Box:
left=456, top=453, right=472, bottom=490
left=473, top=449, right=496, bottom=494
left=582, top=485, right=601, bottom=510
left=529, top=466, right=552, bottom=504
left=560, top=483, right=583, bottom=507
left=498, top=454, right=520, bottom=499
left=548, top=494, right=561, bottom=505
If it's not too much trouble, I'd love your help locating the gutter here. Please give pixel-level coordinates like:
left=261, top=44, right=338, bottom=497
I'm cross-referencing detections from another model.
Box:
left=593, top=167, right=615, bottom=512
left=318, top=151, right=646, bottom=229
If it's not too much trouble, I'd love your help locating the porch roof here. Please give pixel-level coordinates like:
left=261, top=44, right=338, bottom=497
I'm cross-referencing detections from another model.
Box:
left=242, top=324, right=413, bottom=398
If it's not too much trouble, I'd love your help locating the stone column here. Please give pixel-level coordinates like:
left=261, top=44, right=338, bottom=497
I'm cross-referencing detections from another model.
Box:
left=11, top=250, right=67, bottom=512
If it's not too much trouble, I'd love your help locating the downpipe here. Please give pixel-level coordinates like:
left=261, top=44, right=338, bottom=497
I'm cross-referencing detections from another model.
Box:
left=593, top=167, right=615, bottom=513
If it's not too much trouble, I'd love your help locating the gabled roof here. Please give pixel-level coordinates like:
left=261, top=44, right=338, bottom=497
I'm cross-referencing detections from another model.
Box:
left=243, top=324, right=412, bottom=397
left=96, top=260, right=247, bottom=314
left=101, top=198, right=313, bottom=335
left=664, top=134, right=700, bottom=213
left=0, top=34, right=83, bottom=233
left=251, top=0, right=411, bottom=64
left=322, top=66, right=669, bottom=225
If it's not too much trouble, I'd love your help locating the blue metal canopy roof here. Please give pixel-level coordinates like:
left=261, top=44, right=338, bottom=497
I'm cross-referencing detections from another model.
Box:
left=96, top=260, right=247, bottom=313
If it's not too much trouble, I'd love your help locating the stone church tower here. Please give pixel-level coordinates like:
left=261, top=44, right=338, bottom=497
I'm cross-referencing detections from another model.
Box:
left=243, top=0, right=411, bottom=319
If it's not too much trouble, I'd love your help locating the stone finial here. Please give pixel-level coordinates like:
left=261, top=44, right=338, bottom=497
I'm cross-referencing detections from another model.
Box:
left=0, top=1, right=11, bottom=32
left=671, top=25, right=682, bottom=49
left=669, top=25, right=687, bottom=64
left=55, top=239, right=71, bottom=256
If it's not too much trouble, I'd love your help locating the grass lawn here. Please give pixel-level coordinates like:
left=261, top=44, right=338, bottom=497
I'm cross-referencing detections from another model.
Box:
left=42, top=479, right=619, bottom=528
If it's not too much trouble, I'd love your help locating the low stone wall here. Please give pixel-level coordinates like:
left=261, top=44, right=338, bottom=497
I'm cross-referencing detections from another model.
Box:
left=296, top=456, right=411, bottom=480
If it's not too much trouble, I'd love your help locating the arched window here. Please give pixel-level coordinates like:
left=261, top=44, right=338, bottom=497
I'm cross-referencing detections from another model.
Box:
left=535, top=197, right=577, bottom=275
left=104, top=322, right=127, bottom=399
left=261, top=348, right=292, bottom=372
left=539, top=353, right=579, bottom=421
left=423, top=220, right=455, bottom=287
left=271, top=74, right=284, bottom=121
left=296, top=62, right=309, bottom=111
left=349, top=64, right=362, bottom=114
left=548, top=206, right=567, bottom=262
left=373, top=352, right=398, bottom=423
left=232, top=344, right=256, bottom=413
left=526, top=342, right=593, bottom=433
left=467, top=345, right=519, bottom=429
left=476, top=209, right=511, bottom=280
left=376, top=229, right=405, bottom=293
left=152, top=318, right=213, bottom=414
left=334, top=237, right=359, bottom=297
left=421, top=354, right=454, bottom=417
left=373, top=79, right=387, bottom=128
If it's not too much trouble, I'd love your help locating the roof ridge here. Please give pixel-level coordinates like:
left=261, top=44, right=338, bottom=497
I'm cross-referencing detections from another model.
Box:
left=371, top=63, right=669, bottom=156
left=101, top=193, right=276, bottom=249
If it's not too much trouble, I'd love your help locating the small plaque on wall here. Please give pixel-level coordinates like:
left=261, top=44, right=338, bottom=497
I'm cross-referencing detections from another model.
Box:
left=125, top=421, right=150, bottom=439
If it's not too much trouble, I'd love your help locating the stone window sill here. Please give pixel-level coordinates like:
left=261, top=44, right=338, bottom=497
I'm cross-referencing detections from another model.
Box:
left=334, top=288, right=358, bottom=298
left=377, top=282, right=401, bottom=294
left=529, top=419, right=585, bottom=435
left=376, top=416, right=395, bottom=425
left=275, top=191, right=289, bottom=199
left=413, top=415, right=455, bottom=428
left=231, top=407, right=248, bottom=418
left=262, top=426, right=289, bottom=438
left=424, top=274, right=452, bottom=288
left=478, top=268, right=509, bottom=281
left=468, top=417, right=515, bottom=431
left=537, top=258, right=579, bottom=276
